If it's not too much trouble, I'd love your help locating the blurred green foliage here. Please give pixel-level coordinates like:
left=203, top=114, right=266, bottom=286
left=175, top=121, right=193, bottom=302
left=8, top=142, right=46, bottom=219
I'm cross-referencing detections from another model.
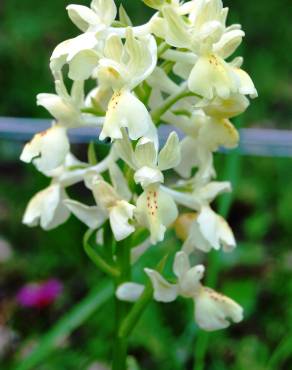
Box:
left=0, top=0, right=292, bottom=369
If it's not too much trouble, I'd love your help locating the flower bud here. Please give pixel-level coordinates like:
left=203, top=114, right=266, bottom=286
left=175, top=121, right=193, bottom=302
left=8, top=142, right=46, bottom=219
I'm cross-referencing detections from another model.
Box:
left=174, top=213, right=197, bottom=241
left=142, top=0, right=172, bottom=10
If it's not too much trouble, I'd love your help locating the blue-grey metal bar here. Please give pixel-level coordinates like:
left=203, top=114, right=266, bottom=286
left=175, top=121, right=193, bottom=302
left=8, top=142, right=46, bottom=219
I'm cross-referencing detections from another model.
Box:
left=0, top=117, right=291, bottom=158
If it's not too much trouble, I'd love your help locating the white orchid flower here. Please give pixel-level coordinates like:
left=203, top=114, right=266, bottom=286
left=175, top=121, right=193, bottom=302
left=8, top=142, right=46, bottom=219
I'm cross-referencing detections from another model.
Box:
left=115, top=131, right=180, bottom=243
left=152, top=0, right=257, bottom=100
left=22, top=183, right=70, bottom=231
left=98, top=29, right=157, bottom=141
left=20, top=124, right=70, bottom=173
left=20, top=79, right=102, bottom=172
left=167, top=109, right=239, bottom=180
left=117, top=251, right=243, bottom=331
left=92, top=179, right=135, bottom=241
left=50, top=34, right=101, bottom=81
left=187, top=53, right=257, bottom=100
left=116, top=130, right=181, bottom=187
left=194, top=286, right=243, bottom=331
left=67, top=0, right=117, bottom=33
left=164, top=179, right=232, bottom=210
left=65, top=162, right=135, bottom=241
left=182, top=205, right=236, bottom=253
left=197, top=93, right=250, bottom=119
left=23, top=152, right=115, bottom=231
left=50, top=0, right=117, bottom=79
left=163, top=178, right=236, bottom=252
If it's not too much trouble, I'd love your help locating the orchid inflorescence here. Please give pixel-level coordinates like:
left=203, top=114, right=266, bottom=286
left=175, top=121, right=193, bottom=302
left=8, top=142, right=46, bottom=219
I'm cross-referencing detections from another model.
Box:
left=20, top=0, right=257, bottom=365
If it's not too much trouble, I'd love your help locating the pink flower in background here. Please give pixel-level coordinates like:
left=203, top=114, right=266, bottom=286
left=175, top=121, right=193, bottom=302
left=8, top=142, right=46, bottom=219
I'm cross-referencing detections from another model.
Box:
left=17, top=279, right=63, bottom=309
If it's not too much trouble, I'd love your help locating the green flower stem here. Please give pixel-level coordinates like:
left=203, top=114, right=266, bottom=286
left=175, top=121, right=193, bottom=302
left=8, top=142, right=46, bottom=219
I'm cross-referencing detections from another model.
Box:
left=119, top=255, right=168, bottom=338
left=151, top=86, right=201, bottom=124
left=134, top=81, right=152, bottom=105
left=158, top=41, right=171, bottom=57
left=112, top=239, right=132, bottom=370
left=83, top=229, right=120, bottom=279
left=119, top=283, right=153, bottom=338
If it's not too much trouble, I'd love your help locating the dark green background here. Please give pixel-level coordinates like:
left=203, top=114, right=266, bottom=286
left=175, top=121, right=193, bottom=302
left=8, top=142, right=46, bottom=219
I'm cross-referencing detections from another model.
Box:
left=0, top=1, right=292, bottom=369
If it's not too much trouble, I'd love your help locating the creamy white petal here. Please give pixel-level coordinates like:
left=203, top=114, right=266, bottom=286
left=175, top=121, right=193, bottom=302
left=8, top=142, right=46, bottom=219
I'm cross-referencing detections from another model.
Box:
left=20, top=125, right=70, bottom=172
left=134, top=140, right=157, bottom=168
left=200, top=117, right=239, bottom=150
left=175, top=137, right=199, bottom=178
left=188, top=55, right=238, bottom=100
left=179, top=265, right=205, bottom=298
left=37, top=94, right=78, bottom=127
left=183, top=220, right=211, bottom=254
left=109, top=162, right=131, bottom=201
left=114, top=132, right=136, bottom=169
left=185, top=206, right=236, bottom=253
left=194, top=181, right=231, bottom=205
left=158, top=132, right=181, bottom=171
left=104, top=34, right=124, bottom=61
left=134, top=166, right=163, bottom=188
left=124, top=30, right=157, bottom=88
left=92, top=180, right=120, bottom=210
left=96, top=58, right=126, bottom=89
left=68, top=49, right=99, bottom=81
left=147, top=67, right=180, bottom=95
left=144, top=268, right=178, bottom=302
left=214, top=29, right=244, bottom=59
left=100, top=91, right=151, bottom=141
left=50, top=33, right=98, bottom=73
left=173, top=251, right=191, bottom=280
left=109, top=200, right=136, bottom=241
left=135, top=187, right=178, bottom=244
left=141, top=120, right=159, bottom=152
left=162, top=6, right=191, bottom=48
left=163, top=50, right=197, bottom=65
left=67, top=5, right=100, bottom=32
left=172, top=61, right=193, bottom=80
left=234, top=68, right=258, bottom=98
left=91, top=0, right=117, bottom=27
left=195, top=287, right=243, bottom=331
left=116, top=282, right=144, bottom=302
left=84, top=171, right=103, bottom=190
left=22, top=184, right=70, bottom=230
left=63, top=199, right=106, bottom=229
left=199, top=94, right=249, bottom=119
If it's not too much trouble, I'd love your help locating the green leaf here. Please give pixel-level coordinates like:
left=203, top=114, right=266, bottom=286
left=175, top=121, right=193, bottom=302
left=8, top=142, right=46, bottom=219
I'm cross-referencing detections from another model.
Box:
left=88, top=141, right=98, bottom=165
left=267, top=332, right=292, bottom=370
left=14, top=280, right=113, bottom=370
left=119, top=4, right=133, bottom=26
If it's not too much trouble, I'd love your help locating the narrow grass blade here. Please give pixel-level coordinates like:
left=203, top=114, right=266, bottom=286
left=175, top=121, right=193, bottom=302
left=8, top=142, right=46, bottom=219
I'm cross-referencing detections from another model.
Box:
left=15, top=279, right=113, bottom=370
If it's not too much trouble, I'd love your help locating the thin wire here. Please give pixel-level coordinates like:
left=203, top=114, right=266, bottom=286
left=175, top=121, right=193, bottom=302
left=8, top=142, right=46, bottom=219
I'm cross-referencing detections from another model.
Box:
left=0, top=117, right=292, bottom=157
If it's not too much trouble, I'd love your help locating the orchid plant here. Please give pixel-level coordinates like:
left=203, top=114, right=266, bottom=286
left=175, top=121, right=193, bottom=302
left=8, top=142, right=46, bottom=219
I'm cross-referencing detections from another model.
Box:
left=21, top=0, right=257, bottom=368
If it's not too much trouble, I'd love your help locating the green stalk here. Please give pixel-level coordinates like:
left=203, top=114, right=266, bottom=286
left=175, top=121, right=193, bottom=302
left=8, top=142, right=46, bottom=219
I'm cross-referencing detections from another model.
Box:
left=151, top=87, right=201, bottom=124
left=119, top=283, right=153, bottom=338
left=83, top=229, right=120, bottom=279
left=112, top=239, right=132, bottom=370
left=193, top=116, right=243, bottom=370
left=158, top=41, right=171, bottom=57
left=119, top=255, right=168, bottom=338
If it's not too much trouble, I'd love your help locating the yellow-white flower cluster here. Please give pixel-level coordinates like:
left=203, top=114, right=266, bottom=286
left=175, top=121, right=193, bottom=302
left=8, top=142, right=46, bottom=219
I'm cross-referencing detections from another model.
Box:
left=21, top=0, right=256, bottom=332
